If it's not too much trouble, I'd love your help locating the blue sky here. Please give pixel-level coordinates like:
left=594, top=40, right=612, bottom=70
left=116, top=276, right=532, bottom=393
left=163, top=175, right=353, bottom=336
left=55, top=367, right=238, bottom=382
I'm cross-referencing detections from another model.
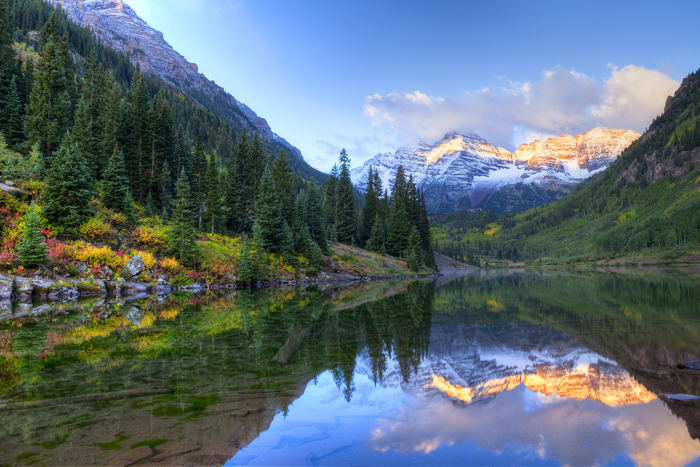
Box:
left=127, top=0, right=700, bottom=171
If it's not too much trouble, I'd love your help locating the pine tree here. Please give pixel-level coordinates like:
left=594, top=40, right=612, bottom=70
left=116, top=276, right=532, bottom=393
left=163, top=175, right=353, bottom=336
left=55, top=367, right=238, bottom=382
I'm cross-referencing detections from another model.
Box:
left=405, top=226, right=422, bottom=272
left=280, top=220, right=296, bottom=264
left=158, top=160, right=172, bottom=217
left=367, top=214, right=386, bottom=253
left=360, top=165, right=380, bottom=245
left=192, top=135, right=207, bottom=229
left=323, top=164, right=338, bottom=232
left=17, top=202, right=49, bottom=268
left=238, top=237, right=254, bottom=283
left=124, top=72, right=150, bottom=197
left=305, top=184, right=329, bottom=253
left=168, top=169, right=200, bottom=266
left=25, top=35, right=71, bottom=165
left=72, top=98, right=95, bottom=179
left=97, top=80, right=122, bottom=177
left=387, top=197, right=410, bottom=257
left=255, top=164, right=283, bottom=253
left=205, top=158, right=221, bottom=234
left=102, top=145, right=134, bottom=221
left=251, top=220, right=268, bottom=279
left=335, top=149, right=356, bottom=243
left=272, top=149, right=294, bottom=224
left=42, top=137, right=95, bottom=233
left=250, top=132, right=266, bottom=198
left=5, top=78, right=24, bottom=147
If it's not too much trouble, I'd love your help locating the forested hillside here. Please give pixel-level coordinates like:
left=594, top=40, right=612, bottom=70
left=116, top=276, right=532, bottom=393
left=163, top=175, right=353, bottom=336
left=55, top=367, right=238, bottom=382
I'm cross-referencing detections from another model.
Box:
left=432, top=69, right=700, bottom=264
left=0, top=0, right=436, bottom=285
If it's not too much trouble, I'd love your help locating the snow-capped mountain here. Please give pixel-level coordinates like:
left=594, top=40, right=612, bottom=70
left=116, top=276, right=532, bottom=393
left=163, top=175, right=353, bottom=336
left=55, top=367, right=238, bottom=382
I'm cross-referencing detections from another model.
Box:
left=351, top=128, right=640, bottom=214
left=354, top=324, right=655, bottom=407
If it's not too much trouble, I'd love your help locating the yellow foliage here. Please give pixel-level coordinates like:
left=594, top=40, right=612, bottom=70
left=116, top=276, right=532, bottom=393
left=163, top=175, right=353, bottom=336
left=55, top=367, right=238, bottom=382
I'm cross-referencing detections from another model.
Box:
left=297, top=255, right=310, bottom=268
left=615, top=210, right=636, bottom=225
left=133, top=225, right=168, bottom=251
left=487, top=299, right=504, bottom=312
left=159, top=256, right=182, bottom=274
left=484, top=223, right=502, bottom=236
left=70, top=242, right=127, bottom=269
left=79, top=217, right=114, bottom=241
left=132, top=250, right=156, bottom=269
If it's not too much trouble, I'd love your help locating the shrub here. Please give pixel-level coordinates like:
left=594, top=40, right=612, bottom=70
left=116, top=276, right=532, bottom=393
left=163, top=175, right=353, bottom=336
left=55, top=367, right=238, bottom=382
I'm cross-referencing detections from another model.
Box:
left=79, top=217, right=115, bottom=241
left=70, top=242, right=126, bottom=270
left=159, top=256, right=182, bottom=274
left=109, top=212, right=130, bottom=230
left=131, top=226, right=168, bottom=253
left=131, top=250, right=157, bottom=270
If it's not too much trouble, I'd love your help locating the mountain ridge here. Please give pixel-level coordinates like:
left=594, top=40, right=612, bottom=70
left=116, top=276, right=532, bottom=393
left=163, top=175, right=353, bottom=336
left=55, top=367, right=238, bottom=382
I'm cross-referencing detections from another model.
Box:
left=47, top=0, right=308, bottom=166
left=352, top=128, right=640, bottom=214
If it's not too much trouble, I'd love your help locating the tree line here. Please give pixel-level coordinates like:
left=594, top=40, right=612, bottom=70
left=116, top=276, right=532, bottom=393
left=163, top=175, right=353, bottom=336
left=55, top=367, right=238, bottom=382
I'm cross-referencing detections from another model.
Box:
left=0, top=1, right=436, bottom=273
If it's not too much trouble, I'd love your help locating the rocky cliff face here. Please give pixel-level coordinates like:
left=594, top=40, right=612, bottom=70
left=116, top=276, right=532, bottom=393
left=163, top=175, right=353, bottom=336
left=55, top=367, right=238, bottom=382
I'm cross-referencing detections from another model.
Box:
left=354, top=324, right=656, bottom=407
left=48, top=0, right=301, bottom=156
left=351, top=128, right=640, bottom=214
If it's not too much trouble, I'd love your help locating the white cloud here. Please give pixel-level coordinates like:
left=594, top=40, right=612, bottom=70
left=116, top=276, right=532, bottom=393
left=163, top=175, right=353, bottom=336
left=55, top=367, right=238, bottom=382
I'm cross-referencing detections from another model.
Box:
left=363, top=65, right=679, bottom=150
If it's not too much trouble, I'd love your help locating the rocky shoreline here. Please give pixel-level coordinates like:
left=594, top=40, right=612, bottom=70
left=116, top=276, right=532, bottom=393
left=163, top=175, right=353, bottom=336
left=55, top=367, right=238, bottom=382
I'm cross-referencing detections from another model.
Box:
left=0, top=253, right=439, bottom=302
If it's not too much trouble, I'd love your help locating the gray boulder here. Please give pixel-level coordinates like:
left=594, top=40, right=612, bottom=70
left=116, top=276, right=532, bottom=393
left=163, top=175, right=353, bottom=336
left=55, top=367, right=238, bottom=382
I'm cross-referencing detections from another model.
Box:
left=14, top=277, right=33, bottom=297
left=125, top=255, right=146, bottom=278
left=77, top=262, right=89, bottom=274
left=0, top=273, right=14, bottom=298
left=32, top=278, right=57, bottom=297
left=122, top=282, right=151, bottom=294
left=105, top=280, right=123, bottom=295
left=0, top=299, right=11, bottom=321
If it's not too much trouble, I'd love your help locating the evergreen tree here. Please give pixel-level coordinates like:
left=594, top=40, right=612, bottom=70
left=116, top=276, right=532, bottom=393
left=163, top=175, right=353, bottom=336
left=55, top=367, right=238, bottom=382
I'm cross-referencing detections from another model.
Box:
left=4, top=77, right=24, bottom=147
left=238, top=237, right=254, bottom=283
left=124, top=72, right=150, bottom=197
left=102, top=145, right=134, bottom=221
left=387, top=196, right=410, bottom=256
left=254, top=164, right=283, bottom=253
left=335, top=149, right=356, bottom=243
left=405, top=226, right=422, bottom=272
left=272, top=149, right=294, bottom=224
left=42, top=136, right=95, bottom=233
left=72, top=97, right=95, bottom=179
left=323, top=164, right=338, bottom=232
left=360, top=165, right=380, bottom=245
left=367, top=214, right=386, bottom=253
left=205, top=158, right=221, bottom=234
left=97, top=80, right=122, bottom=177
left=280, top=220, right=296, bottom=264
left=17, top=202, right=49, bottom=268
left=192, top=135, right=207, bottom=229
left=158, top=160, right=172, bottom=217
left=167, top=168, right=199, bottom=266
left=305, top=184, right=329, bottom=253
left=25, top=35, right=71, bottom=165
left=251, top=220, right=268, bottom=279
left=250, top=132, right=266, bottom=198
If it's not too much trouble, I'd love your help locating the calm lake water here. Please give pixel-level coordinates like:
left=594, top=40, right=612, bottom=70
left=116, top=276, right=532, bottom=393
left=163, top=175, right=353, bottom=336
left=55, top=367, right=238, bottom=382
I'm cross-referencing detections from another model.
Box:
left=1, top=269, right=700, bottom=466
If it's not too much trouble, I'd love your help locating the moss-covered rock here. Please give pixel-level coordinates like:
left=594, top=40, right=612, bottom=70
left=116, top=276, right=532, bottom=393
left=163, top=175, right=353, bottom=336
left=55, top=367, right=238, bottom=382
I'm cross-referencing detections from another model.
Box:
left=14, top=277, right=33, bottom=297
left=76, top=278, right=107, bottom=295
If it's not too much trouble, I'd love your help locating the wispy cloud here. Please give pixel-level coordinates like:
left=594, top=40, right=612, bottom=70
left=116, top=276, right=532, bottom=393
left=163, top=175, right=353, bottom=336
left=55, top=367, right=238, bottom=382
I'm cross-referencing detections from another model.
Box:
left=364, top=65, right=679, bottom=150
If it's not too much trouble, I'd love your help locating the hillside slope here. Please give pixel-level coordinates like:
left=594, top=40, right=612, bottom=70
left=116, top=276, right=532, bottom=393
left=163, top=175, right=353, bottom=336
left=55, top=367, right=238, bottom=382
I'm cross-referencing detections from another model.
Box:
left=431, top=69, right=700, bottom=263
left=44, top=0, right=327, bottom=182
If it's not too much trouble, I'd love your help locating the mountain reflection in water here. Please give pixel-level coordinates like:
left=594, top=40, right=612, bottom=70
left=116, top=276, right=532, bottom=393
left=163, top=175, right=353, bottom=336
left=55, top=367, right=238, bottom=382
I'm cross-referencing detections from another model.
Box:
left=0, top=270, right=699, bottom=466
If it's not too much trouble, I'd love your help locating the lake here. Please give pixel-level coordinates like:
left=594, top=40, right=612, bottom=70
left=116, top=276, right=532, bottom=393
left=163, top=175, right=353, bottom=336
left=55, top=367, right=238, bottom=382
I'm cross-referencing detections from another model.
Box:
left=1, top=269, right=699, bottom=466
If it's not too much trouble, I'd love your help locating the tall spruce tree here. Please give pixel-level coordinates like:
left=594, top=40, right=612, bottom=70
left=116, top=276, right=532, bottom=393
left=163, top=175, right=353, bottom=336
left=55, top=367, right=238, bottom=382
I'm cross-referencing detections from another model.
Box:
left=168, top=169, right=199, bottom=266
left=102, top=145, right=134, bottom=221
left=360, top=165, right=380, bottom=246
left=17, top=202, right=49, bottom=268
left=0, top=0, right=15, bottom=134
left=335, top=149, right=356, bottom=243
left=25, top=34, right=71, bottom=165
left=5, top=78, right=24, bottom=147
left=192, top=135, right=207, bottom=229
left=97, top=80, right=123, bottom=177
left=272, top=149, right=294, bottom=224
left=254, top=164, right=283, bottom=253
left=72, top=98, right=95, bottom=179
left=323, top=164, right=338, bottom=236
left=42, top=136, right=95, bottom=233
left=205, top=158, right=221, bottom=234
left=305, top=184, right=328, bottom=253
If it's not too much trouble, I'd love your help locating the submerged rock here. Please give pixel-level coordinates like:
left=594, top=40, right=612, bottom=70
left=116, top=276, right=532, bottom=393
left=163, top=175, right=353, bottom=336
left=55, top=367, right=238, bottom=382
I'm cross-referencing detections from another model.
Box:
left=32, top=278, right=57, bottom=297
left=122, top=282, right=151, bottom=294
left=0, top=273, right=14, bottom=298
left=77, top=279, right=106, bottom=295
left=125, top=255, right=146, bottom=278
left=126, top=306, right=144, bottom=326
left=14, top=277, right=33, bottom=297
left=677, top=360, right=700, bottom=370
